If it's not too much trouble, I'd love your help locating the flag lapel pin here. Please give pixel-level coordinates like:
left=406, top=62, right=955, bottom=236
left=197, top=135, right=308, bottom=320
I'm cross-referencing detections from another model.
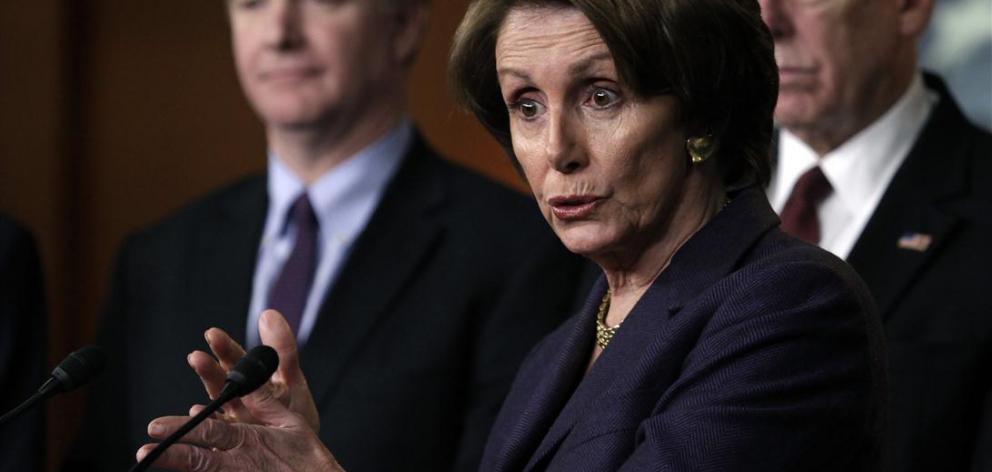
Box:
left=897, top=232, right=933, bottom=252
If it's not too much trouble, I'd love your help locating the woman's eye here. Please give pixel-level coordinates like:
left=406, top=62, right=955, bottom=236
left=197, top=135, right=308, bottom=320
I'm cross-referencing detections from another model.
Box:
left=510, top=99, right=544, bottom=119
left=520, top=101, right=539, bottom=117
left=589, top=88, right=620, bottom=108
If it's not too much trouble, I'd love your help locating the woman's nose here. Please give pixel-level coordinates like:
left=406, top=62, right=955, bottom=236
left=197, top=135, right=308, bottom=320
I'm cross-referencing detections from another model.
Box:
left=545, top=112, right=587, bottom=174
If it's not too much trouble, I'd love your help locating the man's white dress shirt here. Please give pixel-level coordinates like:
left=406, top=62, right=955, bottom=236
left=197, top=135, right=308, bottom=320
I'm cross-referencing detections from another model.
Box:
left=767, top=74, right=937, bottom=259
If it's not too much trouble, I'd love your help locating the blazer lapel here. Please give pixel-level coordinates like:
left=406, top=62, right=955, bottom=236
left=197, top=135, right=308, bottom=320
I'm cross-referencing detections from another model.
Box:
left=524, top=188, right=780, bottom=470
left=300, top=138, right=445, bottom=406
left=523, top=283, right=672, bottom=471
left=490, top=279, right=604, bottom=472
left=187, top=176, right=268, bottom=345
left=847, top=76, right=970, bottom=319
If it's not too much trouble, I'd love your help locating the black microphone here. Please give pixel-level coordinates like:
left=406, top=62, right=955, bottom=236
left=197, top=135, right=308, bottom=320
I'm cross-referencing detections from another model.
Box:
left=0, top=345, right=107, bottom=426
left=130, top=345, right=279, bottom=472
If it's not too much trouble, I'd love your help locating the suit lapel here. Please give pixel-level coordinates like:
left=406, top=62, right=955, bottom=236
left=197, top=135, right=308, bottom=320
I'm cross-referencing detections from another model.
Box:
left=523, top=282, right=672, bottom=471
left=300, top=138, right=445, bottom=406
left=523, top=188, right=780, bottom=470
left=188, top=176, right=269, bottom=345
left=490, top=279, right=603, bottom=472
left=846, top=198, right=958, bottom=319
left=847, top=76, right=971, bottom=319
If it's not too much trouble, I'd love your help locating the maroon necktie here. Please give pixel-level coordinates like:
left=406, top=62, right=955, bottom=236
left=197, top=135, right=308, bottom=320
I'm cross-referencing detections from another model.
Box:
left=267, top=193, right=319, bottom=336
left=779, top=166, right=832, bottom=244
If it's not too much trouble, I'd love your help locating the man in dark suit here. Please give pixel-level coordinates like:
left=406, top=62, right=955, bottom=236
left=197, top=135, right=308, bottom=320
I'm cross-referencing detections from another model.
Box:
left=760, top=0, right=992, bottom=469
left=0, top=214, right=46, bottom=472
left=64, top=1, right=585, bottom=470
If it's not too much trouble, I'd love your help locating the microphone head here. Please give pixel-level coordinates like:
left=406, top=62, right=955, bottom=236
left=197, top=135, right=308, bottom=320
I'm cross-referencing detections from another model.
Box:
left=225, top=345, right=279, bottom=397
left=51, top=345, right=107, bottom=392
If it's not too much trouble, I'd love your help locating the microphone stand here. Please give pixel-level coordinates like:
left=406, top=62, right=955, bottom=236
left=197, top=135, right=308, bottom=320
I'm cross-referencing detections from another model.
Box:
left=0, top=345, right=106, bottom=425
left=0, top=383, right=49, bottom=425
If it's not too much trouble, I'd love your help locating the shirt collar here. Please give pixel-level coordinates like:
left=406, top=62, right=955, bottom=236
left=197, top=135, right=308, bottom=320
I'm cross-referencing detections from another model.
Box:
left=773, top=73, right=937, bottom=213
left=263, top=118, right=413, bottom=243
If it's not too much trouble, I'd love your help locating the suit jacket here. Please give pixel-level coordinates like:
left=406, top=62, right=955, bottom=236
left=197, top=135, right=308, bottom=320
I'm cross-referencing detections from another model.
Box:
left=0, top=215, right=46, bottom=472
left=481, top=187, right=886, bottom=472
left=64, top=136, right=587, bottom=471
left=843, top=74, right=992, bottom=472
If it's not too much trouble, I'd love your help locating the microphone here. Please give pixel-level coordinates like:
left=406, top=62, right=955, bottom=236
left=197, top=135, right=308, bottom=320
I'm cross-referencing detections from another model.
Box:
left=0, top=345, right=107, bottom=426
left=130, top=345, right=279, bottom=472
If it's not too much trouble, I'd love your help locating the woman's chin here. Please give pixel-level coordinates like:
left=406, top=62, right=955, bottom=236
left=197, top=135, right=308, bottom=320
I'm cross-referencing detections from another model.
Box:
left=555, top=226, right=615, bottom=259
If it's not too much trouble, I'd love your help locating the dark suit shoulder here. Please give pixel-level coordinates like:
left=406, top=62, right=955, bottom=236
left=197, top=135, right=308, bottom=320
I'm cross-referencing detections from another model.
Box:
left=918, top=74, right=992, bottom=211
left=434, top=160, right=532, bottom=211
left=963, top=124, right=992, bottom=207
left=121, top=173, right=266, bottom=252
left=673, top=230, right=880, bottom=369
left=0, top=214, right=44, bottom=299
left=420, top=154, right=564, bottom=258
left=0, top=211, right=43, bottom=310
left=430, top=157, right=546, bottom=227
left=662, top=232, right=884, bottom=470
left=0, top=214, right=35, bottom=262
left=745, top=229, right=872, bottom=300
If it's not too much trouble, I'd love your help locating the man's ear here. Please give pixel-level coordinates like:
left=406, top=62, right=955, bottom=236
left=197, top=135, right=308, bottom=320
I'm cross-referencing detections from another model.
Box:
left=897, top=0, right=934, bottom=38
left=391, top=3, right=430, bottom=67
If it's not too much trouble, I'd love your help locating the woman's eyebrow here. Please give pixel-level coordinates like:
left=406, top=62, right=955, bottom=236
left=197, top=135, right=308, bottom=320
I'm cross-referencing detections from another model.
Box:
left=568, top=52, right=613, bottom=76
left=496, top=67, right=532, bottom=82
left=497, top=51, right=613, bottom=83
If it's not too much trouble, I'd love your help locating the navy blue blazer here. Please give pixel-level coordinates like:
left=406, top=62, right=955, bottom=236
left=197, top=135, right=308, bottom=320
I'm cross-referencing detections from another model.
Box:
left=481, top=187, right=886, bottom=471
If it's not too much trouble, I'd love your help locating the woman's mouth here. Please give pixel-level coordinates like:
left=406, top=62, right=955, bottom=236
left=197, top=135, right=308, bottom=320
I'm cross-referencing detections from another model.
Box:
left=548, top=195, right=604, bottom=221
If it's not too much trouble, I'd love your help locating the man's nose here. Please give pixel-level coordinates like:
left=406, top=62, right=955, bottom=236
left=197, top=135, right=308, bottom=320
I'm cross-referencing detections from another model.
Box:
left=265, top=0, right=304, bottom=50
left=758, top=0, right=794, bottom=39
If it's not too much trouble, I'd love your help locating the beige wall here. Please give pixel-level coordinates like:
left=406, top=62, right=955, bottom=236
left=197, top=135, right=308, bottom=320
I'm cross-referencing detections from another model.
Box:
left=0, top=1, right=515, bottom=469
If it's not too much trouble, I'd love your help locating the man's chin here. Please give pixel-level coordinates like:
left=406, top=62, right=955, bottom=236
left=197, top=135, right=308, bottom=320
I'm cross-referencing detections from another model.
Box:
left=774, top=94, right=824, bottom=129
left=260, top=111, right=332, bottom=131
left=252, top=96, right=337, bottom=129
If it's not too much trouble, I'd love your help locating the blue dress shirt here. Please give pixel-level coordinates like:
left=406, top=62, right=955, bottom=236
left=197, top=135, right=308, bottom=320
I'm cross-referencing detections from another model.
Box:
left=246, top=120, right=411, bottom=346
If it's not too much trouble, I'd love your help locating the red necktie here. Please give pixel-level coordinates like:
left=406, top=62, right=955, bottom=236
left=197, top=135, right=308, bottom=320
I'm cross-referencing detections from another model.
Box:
left=780, top=166, right=832, bottom=244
